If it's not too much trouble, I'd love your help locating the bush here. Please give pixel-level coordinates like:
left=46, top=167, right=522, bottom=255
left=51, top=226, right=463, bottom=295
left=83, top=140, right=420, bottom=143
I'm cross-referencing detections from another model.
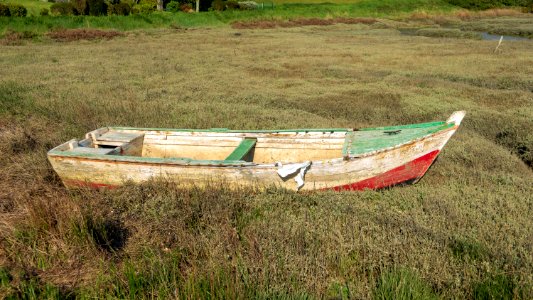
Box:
left=87, top=0, right=107, bottom=15
left=108, top=2, right=131, bottom=15
left=133, top=3, right=156, bottom=13
left=40, top=8, right=50, bottom=16
left=180, top=3, right=193, bottom=11
left=8, top=4, right=27, bottom=17
left=70, top=0, right=88, bottom=15
left=237, top=1, right=257, bottom=10
left=50, top=2, right=77, bottom=15
left=226, top=0, right=239, bottom=10
left=0, top=4, right=10, bottom=16
left=211, top=0, right=224, bottom=10
left=165, top=1, right=180, bottom=12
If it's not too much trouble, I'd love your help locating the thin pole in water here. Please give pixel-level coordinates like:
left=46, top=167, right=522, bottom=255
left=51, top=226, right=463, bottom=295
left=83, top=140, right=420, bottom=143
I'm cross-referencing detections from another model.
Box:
left=494, top=35, right=503, bottom=53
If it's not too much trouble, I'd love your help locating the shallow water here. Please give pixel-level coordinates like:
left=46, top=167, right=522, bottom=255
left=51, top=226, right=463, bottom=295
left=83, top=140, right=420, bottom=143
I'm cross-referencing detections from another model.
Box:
left=480, top=32, right=529, bottom=41
left=398, top=28, right=530, bottom=41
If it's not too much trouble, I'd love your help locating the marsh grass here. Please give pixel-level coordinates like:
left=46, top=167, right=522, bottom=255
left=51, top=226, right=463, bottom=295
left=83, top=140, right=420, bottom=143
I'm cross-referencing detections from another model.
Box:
left=374, top=268, right=439, bottom=300
left=472, top=273, right=525, bottom=300
left=0, top=18, right=532, bottom=298
left=414, top=27, right=481, bottom=38
left=458, top=16, right=533, bottom=38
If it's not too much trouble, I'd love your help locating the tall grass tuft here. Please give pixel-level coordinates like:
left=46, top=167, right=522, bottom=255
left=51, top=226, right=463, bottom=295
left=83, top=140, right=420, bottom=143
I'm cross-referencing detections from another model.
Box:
left=472, top=274, right=519, bottom=300
left=373, top=268, right=439, bottom=300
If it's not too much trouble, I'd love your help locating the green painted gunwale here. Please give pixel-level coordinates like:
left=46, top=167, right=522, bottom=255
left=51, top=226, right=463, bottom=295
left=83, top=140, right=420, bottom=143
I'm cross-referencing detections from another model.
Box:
left=48, top=119, right=454, bottom=165
left=343, top=122, right=454, bottom=157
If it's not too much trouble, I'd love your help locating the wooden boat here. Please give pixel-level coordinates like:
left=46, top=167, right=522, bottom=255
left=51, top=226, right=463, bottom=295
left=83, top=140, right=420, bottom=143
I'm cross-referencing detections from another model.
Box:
left=47, top=111, right=465, bottom=191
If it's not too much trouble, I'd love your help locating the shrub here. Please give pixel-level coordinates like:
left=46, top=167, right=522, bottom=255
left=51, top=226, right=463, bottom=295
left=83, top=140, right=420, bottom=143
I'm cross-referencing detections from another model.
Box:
left=211, top=0, right=224, bottom=10
left=87, top=0, right=107, bottom=15
left=50, top=2, right=77, bottom=15
left=133, top=3, right=156, bottom=13
left=141, top=0, right=157, bottom=10
left=70, top=0, right=88, bottom=15
left=40, top=8, right=50, bottom=16
left=165, top=1, right=180, bottom=12
left=237, top=1, right=257, bottom=10
left=108, top=3, right=131, bottom=15
left=226, top=0, right=239, bottom=10
left=8, top=4, right=27, bottom=17
left=180, top=3, right=192, bottom=11
left=0, top=4, right=10, bottom=16
left=133, top=0, right=157, bottom=13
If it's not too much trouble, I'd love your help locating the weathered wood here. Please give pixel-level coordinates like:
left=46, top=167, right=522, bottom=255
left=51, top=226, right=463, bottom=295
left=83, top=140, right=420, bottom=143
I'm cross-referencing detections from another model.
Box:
left=97, top=131, right=144, bottom=143
left=48, top=111, right=466, bottom=191
left=66, top=147, right=117, bottom=155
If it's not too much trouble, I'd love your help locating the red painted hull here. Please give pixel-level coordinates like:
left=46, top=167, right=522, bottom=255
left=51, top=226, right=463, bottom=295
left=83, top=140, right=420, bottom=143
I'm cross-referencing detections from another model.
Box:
left=62, top=150, right=441, bottom=191
left=330, top=150, right=440, bottom=191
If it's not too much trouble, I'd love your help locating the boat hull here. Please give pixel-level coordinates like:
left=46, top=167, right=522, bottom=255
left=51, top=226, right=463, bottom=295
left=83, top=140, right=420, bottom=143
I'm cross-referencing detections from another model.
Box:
left=48, top=119, right=461, bottom=191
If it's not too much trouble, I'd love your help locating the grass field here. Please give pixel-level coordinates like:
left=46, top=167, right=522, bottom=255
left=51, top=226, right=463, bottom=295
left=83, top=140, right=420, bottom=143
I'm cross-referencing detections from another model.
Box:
left=0, top=0, right=51, bottom=16
left=0, top=0, right=460, bottom=33
left=1, top=15, right=532, bottom=299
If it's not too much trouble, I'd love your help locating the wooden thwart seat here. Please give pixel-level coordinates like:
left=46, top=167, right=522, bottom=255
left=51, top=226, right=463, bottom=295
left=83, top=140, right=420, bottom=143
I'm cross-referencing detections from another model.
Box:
left=225, top=138, right=257, bottom=161
left=86, top=130, right=145, bottom=156
left=94, top=131, right=144, bottom=147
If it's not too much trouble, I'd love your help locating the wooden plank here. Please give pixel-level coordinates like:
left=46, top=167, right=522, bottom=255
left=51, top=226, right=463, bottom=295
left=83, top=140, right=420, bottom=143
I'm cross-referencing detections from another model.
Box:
left=225, top=138, right=257, bottom=161
left=343, top=123, right=454, bottom=157
left=66, top=147, right=117, bottom=155
left=97, top=131, right=144, bottom=143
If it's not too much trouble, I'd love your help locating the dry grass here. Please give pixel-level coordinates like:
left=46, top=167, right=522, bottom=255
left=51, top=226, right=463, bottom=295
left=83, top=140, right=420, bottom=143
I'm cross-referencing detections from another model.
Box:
left=0, top=30, right=38, bottom=46
left=409, top=8, right=524, bottom=21
left=406, top=8, right=528, bottom=27
left=232, top=17, right=378, bottom=29
left=46, top=29, right=124, bottom=42
left=0, top=18, right=532, bottom=298
left=454, top=8, right=524, bottom=19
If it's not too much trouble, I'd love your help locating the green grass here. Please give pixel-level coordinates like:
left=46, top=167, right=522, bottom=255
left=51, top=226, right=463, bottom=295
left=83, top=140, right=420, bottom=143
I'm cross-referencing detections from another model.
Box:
left=472, top=274, right=519, bottom=300
left=0, top=0, right=458, bottom=34
left=374, top=268, right=439, bottom=300
left=450, top=236, right=489, bottom=261
left=0, top=16, right=532, bottom=299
